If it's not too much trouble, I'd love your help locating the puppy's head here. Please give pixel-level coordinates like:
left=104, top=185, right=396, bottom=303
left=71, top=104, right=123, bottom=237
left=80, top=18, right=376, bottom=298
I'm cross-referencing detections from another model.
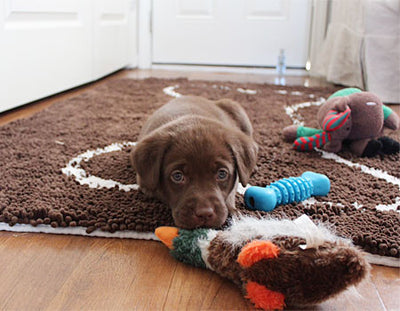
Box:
left=131, top=117, right=258, bottom=229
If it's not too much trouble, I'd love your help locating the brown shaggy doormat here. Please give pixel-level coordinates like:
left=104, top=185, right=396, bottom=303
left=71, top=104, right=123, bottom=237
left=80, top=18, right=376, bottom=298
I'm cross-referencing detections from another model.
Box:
left=1, top=78, right=399, bottom=266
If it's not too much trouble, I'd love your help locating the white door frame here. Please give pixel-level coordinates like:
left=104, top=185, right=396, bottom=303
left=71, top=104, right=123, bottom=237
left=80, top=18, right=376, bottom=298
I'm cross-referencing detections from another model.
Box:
left=137, top=0, right=152, bottom=68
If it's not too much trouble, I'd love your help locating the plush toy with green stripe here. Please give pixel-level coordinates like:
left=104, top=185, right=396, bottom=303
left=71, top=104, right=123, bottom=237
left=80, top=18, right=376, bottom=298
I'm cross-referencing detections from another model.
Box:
left=283, top=88, right=400, bottom=157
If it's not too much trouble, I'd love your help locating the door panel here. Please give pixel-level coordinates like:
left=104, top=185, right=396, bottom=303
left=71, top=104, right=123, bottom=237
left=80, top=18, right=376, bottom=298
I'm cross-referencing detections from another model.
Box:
left=0, top=0, right=93, bottom=112
left=244, top=0, right=289, bottom=20
left=0, top=0, right=135, bottom=113
left=152, top=0, right=311, bottom=68
left=93, top=0, right=131, bottom=78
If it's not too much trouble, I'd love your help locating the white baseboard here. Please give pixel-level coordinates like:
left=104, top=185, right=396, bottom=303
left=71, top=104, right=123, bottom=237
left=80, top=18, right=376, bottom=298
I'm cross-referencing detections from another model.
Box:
left=151, top=64, right=308, bottom=76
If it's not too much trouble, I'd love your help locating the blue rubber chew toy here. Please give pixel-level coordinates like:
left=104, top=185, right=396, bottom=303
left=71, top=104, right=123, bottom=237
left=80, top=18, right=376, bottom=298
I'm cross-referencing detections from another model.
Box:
left=244, top=171, right=330, bottom=212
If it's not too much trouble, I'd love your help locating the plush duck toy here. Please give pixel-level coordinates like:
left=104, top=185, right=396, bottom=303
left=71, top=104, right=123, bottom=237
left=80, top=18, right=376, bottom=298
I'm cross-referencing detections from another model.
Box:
left=283, top=88, right=400, bottom=157
left=155, top=215, right=369, bottom=310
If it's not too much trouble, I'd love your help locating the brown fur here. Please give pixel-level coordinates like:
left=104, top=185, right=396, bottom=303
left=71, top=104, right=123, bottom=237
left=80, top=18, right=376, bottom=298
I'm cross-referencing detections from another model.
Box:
left=131, top=96, right=258, bottom=229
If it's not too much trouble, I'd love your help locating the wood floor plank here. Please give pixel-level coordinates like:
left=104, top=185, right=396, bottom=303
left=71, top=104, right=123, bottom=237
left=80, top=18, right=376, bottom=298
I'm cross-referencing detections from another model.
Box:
left=371, top=265, right=400, bottom=311
left=0, top=233, right=94, bottom=310
left=46, top=239, right=177, bottom=311
left=162, top=263, right=252, bottom=310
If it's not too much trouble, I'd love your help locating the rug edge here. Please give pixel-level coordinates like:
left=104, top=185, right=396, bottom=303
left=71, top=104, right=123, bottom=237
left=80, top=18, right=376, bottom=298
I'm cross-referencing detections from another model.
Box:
left=364, top=253, right=400, bottom=268
left=0, top=222, right=157, bottom=240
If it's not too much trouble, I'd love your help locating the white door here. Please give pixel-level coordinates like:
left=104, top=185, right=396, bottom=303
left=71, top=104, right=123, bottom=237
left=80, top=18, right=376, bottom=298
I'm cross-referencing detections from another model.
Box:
left=152, top=0, right=311, bottom=68
left=0, top=0, right=92, bottom=113
left=93, top=0, right=134, bottom=78
left=0, top=0, right=135, bottom=113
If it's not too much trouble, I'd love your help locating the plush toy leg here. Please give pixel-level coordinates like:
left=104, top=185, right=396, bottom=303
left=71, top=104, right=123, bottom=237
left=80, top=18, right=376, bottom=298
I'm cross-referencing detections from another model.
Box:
left=237, top=240, right=280, bottom=268
left=245, top=281, right=286, bottom=311
left=383, top=105, right=400, bottom=130
left=282, top=125, right=299, bottom=142
left=283, top=125, right=323, bottom=142
left=293, top=132, right=331, bottom=151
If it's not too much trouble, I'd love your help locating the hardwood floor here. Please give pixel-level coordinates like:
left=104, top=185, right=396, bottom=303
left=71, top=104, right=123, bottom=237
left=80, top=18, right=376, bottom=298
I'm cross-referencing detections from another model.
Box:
left=0, top=69, right=399, bottom=311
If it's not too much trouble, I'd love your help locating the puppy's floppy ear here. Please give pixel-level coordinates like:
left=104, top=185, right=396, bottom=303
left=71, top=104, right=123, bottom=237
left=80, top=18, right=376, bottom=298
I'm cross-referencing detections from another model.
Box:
left=131, top=130, right=170, bottom=193
left=228, top=132, right=258, bottom=186
left=215, top=99, right=253, bottom=136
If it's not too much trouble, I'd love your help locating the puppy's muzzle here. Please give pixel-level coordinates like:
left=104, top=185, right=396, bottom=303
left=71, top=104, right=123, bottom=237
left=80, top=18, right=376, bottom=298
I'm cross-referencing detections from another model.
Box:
left=175, top=194, right=228, bottom=229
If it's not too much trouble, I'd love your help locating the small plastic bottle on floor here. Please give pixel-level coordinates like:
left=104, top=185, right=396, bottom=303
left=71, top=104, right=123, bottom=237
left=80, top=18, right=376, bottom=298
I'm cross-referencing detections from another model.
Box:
left=275, top=49, right=286, bottom=85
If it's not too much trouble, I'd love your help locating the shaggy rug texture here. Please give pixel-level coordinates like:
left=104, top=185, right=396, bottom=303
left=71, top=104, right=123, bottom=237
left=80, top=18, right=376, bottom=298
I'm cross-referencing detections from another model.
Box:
left=0, top=78, right=399, bottom=267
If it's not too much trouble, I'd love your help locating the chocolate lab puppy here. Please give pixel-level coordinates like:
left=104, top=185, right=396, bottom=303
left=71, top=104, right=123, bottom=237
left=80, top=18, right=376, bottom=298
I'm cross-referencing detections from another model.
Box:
left=131, top=96, right=258, bottom=229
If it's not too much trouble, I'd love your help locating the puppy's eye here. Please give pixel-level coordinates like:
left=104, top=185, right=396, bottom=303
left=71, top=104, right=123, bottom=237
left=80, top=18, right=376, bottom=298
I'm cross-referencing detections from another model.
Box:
left=217, top=168, right=229, bottom=181
left=171, top=170, right=185, bottom=184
